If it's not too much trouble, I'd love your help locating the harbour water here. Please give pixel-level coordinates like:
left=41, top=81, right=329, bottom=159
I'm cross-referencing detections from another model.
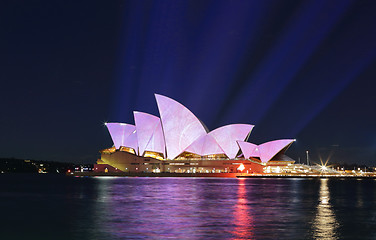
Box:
left=1, top=175, right=376, bottom=239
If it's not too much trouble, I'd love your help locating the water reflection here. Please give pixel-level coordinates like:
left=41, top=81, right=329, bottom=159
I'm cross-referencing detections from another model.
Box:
left=91, top=178, right=239, bottom=239
left=313, top=179, right=339, bottom=239
left=356, top=180, right=364, bottom=208
left=232, top=178, right=254, bottom=239
left=3, top=175, right=376, bottom=239
left=63, top=177, right=376, bottom=239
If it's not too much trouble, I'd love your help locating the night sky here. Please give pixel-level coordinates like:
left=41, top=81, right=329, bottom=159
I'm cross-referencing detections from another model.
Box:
left=1, top=0, right=376, bottom=165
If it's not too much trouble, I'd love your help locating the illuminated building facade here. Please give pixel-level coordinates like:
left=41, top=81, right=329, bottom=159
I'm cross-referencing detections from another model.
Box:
left=95, top=94, right=295, bottom=174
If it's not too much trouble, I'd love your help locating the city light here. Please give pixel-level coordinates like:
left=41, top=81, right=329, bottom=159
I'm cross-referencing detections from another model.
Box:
left=237, top=163, right=245, bottom=172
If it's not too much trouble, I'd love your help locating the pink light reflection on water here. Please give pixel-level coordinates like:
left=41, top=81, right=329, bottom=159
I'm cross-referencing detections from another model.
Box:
left=91, top=178, right=238, bottom=239
left=231, top=178, right=254, bottom=239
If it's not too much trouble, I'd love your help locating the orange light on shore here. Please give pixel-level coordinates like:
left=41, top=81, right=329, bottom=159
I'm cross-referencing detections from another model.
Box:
left=237, top=163, right=245, bottom=172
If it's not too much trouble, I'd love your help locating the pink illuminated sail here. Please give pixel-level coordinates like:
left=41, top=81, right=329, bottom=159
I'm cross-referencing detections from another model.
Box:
left=185, top=134, right=225, bottom=156
left=144, top=120, right=165, bottom=157
left=123, top=130, right=139, bottom=155
left=155, top=94, right=207, bottom=159
left=209, top=124, right=254, bottom=159
left=105, top=123, right=136, bottom=149
left=134, top=112, right=161, bottom=156
left=258, top=139, right=295, bottom=163
left=237, top=141, right=259, bottom=159
left=106, top=94, right=295, bottom=162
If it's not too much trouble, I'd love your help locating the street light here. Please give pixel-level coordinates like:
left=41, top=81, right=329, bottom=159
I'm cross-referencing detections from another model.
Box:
left=306, top=151, right=310, bottom=166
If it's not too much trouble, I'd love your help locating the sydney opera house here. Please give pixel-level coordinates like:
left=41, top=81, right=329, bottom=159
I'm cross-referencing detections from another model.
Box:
left=95, top=94, right=295, bottom=174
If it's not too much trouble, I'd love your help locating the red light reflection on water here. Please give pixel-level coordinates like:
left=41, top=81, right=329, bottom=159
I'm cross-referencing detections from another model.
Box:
left=231, top=178, right=254, bottom=239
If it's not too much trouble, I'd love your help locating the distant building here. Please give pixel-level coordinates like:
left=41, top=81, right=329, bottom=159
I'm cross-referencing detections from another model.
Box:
left=95, top=94, right=295, bottom=174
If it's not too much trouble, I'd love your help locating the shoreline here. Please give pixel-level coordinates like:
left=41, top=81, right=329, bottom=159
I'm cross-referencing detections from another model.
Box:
left=67, top=172, right=376, bottom=179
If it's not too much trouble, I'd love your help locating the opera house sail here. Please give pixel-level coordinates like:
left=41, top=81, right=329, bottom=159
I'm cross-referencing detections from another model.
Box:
left=95, top=94, right=295, bottom=174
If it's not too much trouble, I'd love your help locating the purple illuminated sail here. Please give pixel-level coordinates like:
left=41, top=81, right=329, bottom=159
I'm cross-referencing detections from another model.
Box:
left=209, top=124, right=254, bottom=159
left=185, top=134, right=225, bottom=156
left=134, top=112, right=162, bottom=156
left=105, top=123, right=135, bottom=149
left=237, top=141, right=259, bottom=159
left=155, top=94, right=207, bottom=159
left=258, top=139, right=295, bottom=162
